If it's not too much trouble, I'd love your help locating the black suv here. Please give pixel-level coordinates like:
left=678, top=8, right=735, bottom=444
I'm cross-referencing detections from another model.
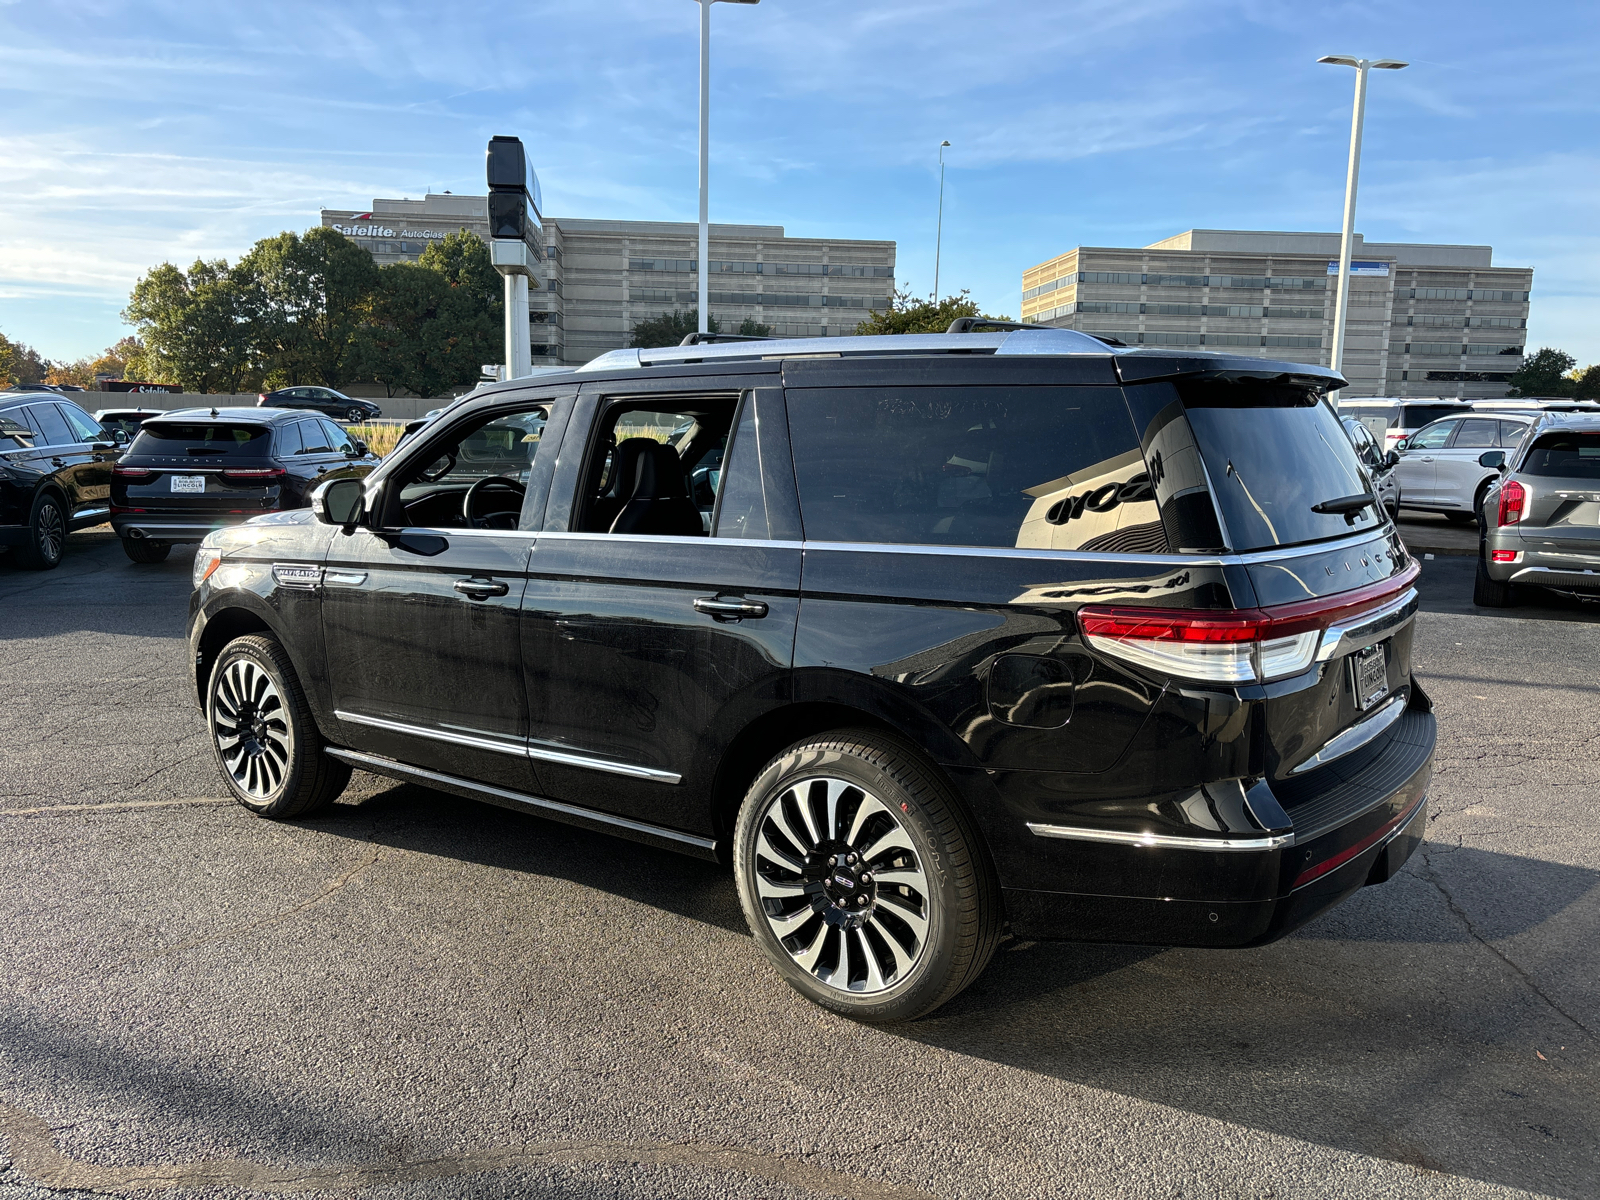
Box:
left=187, top=330, right=1434, bottom=1021
left=1, top=391, right=126, bottom=569
left=111, top=408, right=378, bottom=563
left=258, top=387, right=381, bottom=423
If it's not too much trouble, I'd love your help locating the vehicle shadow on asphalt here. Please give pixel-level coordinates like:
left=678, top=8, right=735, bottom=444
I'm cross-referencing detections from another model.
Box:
left=1417, top=554, right=1599, bottom=623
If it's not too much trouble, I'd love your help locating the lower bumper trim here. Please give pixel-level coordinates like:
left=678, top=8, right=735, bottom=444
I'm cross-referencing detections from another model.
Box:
left=1025, top=823, right=1293, bottom=851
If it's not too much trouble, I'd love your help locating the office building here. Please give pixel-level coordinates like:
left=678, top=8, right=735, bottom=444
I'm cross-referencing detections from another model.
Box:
left=323, top=195, right=895, bottom=367
left=1020, top=230, right=1533, bottom=398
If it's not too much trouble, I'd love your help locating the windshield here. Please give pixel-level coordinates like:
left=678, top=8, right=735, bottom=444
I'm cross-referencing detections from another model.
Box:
left=1182, top=388, right=1380, bottom=552
left=129, top=423, right=272, bottom=456
left=1521, top=432, right=1600, bottom=480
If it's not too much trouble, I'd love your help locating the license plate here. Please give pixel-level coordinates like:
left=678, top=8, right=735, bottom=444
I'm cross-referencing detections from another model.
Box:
left=171, top=475, right=205, bottom=494
left=1351, top=643, right=1389, bottom=711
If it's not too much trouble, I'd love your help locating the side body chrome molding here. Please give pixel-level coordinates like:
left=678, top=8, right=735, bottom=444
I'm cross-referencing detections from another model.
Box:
left=1025, top=823, right=1294, bottom=851
left=324, top=747, right=716, bottom=858
left=333, top=710, right=682, bottom=784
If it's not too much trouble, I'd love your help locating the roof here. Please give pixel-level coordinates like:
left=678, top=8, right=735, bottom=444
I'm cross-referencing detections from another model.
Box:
left=147, top=407, right=291, bottom=423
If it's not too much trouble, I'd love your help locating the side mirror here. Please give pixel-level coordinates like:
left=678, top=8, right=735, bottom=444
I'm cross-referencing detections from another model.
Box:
left=112, top=428, right=131, bottom=445
left=1384, top=449, right=1400, bottom=468
left=312, top=477, right=365, bottom=530
left=1394, top=437, right=1409, bottom=451
left=349, top=440, right=368, bottom=456
left=1478, top=450, right=1507, bottom=470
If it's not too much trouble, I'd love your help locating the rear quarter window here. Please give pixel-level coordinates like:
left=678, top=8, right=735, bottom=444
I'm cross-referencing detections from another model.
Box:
left=129, top=423, right=271, bottom=456
left=785, top=386, right=1166, bottom=552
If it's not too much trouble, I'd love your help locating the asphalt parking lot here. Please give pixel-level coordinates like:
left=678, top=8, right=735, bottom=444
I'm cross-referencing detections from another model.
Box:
left=1, top=529, right=1596, bottom=1200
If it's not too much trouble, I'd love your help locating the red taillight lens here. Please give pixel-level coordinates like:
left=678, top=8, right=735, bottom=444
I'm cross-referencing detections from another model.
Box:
left=257, top=394, right=268, bottom=404
left=112, top=466, right=156, bottom=481
left=1491, top=550, right=1517, bottom=563
left=1078, top=562, right=1420, bottom=685
left=220, top=467, right=286, bottom=480
left=1497, top=480, right=1525, bottom=526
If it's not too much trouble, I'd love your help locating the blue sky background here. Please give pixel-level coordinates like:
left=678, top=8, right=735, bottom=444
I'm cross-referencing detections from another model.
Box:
left=1, top=0, right=1596, bottom=367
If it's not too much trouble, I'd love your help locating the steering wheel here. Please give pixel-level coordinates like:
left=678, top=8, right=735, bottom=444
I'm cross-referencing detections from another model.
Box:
left=463, top=475, right=526, bottom=530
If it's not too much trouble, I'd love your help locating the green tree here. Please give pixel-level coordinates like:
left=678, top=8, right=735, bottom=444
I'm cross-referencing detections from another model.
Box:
left=0, top=331, right=16, bottom=386
left=122, top=259, right=261, bottom=392
left=1566, top=362, right=1600, bottom=399
left=630, top=309, right=719, bottom=348
left=418, top=229, right=502, bottom=318
left=0, top=335, right=49, bottom=385
left=737, top=317, right=772, bottom=337
left=853, top=288, right=1014, bottom=336
left=242, top=226, right=378, bottom=388
left=1506, top=347, right=1577, bottom=397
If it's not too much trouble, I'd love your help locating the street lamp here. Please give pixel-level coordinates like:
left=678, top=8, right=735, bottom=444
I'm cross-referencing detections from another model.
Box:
left=934, top=140, right=951, bottom=300
left=1318, top=55, right=1408, bottom=392
left=695, top=0, right=759, bottom=335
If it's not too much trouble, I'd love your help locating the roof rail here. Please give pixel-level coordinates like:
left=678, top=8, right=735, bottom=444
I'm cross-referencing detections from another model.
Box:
left=678, top=332, right=775, bottom=346
left=945, top=317, right=1055, bottom=334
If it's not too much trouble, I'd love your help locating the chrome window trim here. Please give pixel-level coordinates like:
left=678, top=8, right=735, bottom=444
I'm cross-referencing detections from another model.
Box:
left=325, top=748, right=713, bottom=852
left=335, top=710, right=528, bottom=758
left=801, top=539, right=1223, bottom=566
left=1287, top=693, right=1408, bottom=776
left=1026, top=823, right=1294, bottom=851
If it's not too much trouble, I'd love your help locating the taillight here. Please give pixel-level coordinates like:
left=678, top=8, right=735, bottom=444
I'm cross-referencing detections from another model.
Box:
left=1078, top=563, right=1420, bottom=685
left=1491, top=550, right=1518, bottom=563
left=257, top=394, right=268, bottom=405
left=1497, top=480, right=1525, bottom=526
left=220, top=467, right=286, bottom=480
left=112, top=465, right=156, bottom=481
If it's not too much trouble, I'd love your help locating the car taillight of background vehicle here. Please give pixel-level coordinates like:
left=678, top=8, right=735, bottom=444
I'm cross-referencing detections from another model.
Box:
left=1078, top=563, right=1420, bottom=685
left=1497, top=480, right=1526, bottom=526
left=220, top=468, right=286, bottom=480
left=257, top=394, right=269, bottom=404
left=112, top=466, right=156, bottom=481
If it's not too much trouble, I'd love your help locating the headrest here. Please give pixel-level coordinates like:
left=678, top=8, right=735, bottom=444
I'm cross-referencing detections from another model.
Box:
left=631, top=441, right=689, bottom=500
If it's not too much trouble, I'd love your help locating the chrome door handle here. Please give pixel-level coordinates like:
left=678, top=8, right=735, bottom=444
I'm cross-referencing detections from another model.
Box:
left=51, top=457, right=64, bottom=467
left=454, top=578, right=509, bottom=600
left=693, top=596, right=768, bottom=621
left=1421, top=456, right=1435, bottom=462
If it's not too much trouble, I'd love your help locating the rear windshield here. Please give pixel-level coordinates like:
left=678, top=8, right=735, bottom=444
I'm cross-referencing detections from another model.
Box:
left=1400, top=404, right=1468, bottom=429
left=1521, top=432, right=1600, bottom=480
left=130, top=423, right=271, bottom=456
left=1181, top=386, right=1380, bottom=551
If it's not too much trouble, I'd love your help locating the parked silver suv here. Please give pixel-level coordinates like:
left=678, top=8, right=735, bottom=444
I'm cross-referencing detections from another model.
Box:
left=1475, top=413, right=1600, bottom=606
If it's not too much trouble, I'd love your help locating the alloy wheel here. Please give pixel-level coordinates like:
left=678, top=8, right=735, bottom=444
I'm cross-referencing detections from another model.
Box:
left=36, top=501, right=64, bottom=563
left=211, top=659, right=292, bottom=799
left=751, top=776, right=930, bottom=995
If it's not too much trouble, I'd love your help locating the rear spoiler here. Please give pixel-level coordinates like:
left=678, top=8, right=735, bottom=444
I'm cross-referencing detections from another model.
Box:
left=1113, top=351, right=1346, bottom=394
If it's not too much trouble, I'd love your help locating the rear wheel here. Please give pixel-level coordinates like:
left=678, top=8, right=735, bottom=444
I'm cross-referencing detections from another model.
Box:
left=15, top=492, right=66, bottom=570
left=1445, top=511, right=1476, bottom=525
left=206, top=634, right=350, bottom=818
left=122, top=537, right=171, bottom=564
left=1473, top=551, right=1515, bottom=608
left=733, top=730, right=1001, bottom=1022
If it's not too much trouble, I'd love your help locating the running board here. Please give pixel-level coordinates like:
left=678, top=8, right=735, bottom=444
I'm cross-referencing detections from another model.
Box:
left=324, top=747, right=718, bottom=861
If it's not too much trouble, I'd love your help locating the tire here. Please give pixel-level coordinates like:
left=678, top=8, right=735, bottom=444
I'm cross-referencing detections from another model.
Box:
left=733, top=729, right=1001, bottom=1022
left=15, top=491, right=66, bottom=570
left=1473, top=552, right=1515, bottom=608
left=345, top=407, right=364, bottom=423
left=122, top=537, right=171, bottom=564
left=205, top=634, right=351, bottom=818
left=1445, top=511, right=1476, bottom=525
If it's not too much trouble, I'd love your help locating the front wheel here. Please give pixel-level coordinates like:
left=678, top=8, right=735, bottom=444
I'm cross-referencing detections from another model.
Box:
left=206, top=634, right=351, bottom=817
left=122, top=537, right=171, bottom=564
left=733, top=730, right=1001, bottom=1022
left=344, top=407, right=364, bottom=423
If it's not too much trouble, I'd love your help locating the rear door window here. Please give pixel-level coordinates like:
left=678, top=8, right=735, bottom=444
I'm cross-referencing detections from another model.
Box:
left=785, top=386, right=1164, bottom=552
left=129, top=423, right=272, bottom=457
left=1451, top=417, right=1500, bottom=448
left=1408, top=420, right=1457, bottom=450
left=1180, top=386, right=1380, bottom=551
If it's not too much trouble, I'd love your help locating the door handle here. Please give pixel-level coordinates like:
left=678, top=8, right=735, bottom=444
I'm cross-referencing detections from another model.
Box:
left=1421, top=456, right=1434, bottom=462
left=693, top=595, right=769, bottom=621
left=51, top=457, right=64, bottom=467
left=454, top=578, right=509, bottom=600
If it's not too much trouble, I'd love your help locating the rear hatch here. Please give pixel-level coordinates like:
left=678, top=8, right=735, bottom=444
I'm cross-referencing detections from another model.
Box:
left=1176, top=380, right=1419, bottom=784
left=1508, top=429, right=1600, bottom=556
left=112, top=420, right=284, bottom=517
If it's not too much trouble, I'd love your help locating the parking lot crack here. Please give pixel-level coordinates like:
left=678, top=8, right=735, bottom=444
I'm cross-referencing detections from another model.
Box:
left=0, top=1100, right=935, bottom=1198
left=1418, top=846, right=1594, bottom=1040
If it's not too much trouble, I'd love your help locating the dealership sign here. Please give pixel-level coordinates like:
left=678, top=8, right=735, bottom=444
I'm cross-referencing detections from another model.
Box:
left=1326, top=260, right=1391, bottom=276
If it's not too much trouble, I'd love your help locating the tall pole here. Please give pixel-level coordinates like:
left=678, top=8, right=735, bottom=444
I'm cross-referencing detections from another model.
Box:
left=1329, top=63, right=1369, bottom=385
left=697, top=0, right=711, bottom=335
left=934, top=140, right=950, bottom=300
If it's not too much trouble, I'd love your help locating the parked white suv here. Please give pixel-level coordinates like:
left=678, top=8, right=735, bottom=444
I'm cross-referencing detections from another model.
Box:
left=1394, top=412, right=1535, bottom=523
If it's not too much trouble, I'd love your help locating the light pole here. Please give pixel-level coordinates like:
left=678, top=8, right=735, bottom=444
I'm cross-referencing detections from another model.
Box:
left=933, top=140, right=951, bottom=300
left=1318, top=55, right=1407, bottom=393
left=695, top=0, right=759, bottom=336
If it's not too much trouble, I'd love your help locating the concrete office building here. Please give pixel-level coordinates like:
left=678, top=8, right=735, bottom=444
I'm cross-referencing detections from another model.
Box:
left=323, top=195, right=895, bottom=367
left=1020, top=230, right=1533, bottom=399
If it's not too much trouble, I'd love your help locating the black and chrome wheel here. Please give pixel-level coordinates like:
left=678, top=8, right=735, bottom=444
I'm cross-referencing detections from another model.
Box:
left=17, top=492, right=66, bottom=570
left=734, top=731, right=1000, bottom=1022
left=206, top=634, right=350, bottom=818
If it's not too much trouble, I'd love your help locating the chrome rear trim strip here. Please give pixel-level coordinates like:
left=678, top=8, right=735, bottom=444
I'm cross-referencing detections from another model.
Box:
left=1315, top=587, right=1419, bottom=662
left=324, top=748, right=715, bottom=852
left=1025, top=823, right=1294, bottom=851
left=334, top=710, right=527, bottom=757
left=1287, top=693, right=1407, bottom=776
left=526, top=741, right=682, bottom=784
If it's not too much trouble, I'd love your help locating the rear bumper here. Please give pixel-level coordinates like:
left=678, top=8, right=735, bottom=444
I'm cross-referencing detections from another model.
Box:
left=111, top=513, right=262, bottom=543
left=1483, top=531, right=1600, bottom=586
left=1001, top=701, right=1436, bottom=947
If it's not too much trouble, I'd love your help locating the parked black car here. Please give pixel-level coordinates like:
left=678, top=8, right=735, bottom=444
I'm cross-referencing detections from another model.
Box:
left=111, top=408, right=378, bottom=563
left=188, top=329, right=1434, bottom=1021
left=257, top=387, right=381, bottom=423
left=1, top=391, right=126, bottom=569
left=94, top=407, right=166, bottom=439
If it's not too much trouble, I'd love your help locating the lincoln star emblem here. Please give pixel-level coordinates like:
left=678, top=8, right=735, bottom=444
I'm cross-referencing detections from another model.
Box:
left=833, top=874, right=856, bottom=890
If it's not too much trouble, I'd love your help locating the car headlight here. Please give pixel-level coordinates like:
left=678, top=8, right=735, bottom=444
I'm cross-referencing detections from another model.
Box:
left=193, top=547, right=223, bottom=588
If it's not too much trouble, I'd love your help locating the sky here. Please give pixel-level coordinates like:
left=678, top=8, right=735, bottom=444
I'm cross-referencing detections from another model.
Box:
left=1, top=0, right=1597, bottom=367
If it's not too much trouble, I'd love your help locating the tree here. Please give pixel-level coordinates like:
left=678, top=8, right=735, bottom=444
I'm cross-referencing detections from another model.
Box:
left=242, top=226, right=378, bottom=389
left=737, top=317, right=772, bottom=337
left=853, top=288, right=1015, bottom=336
left=1567, top=363, right=1600, bottom=400
left=418, top=229, right=502, bottom=319
left=631, top=309, right=719, bottom=348
left=123, top=259, right=261, bottom=392
left=0, top=334, right=49, bottom=385
left=0, top=331, right=15, bottom=386
left=1506, top=347, right=1577, bottom=397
